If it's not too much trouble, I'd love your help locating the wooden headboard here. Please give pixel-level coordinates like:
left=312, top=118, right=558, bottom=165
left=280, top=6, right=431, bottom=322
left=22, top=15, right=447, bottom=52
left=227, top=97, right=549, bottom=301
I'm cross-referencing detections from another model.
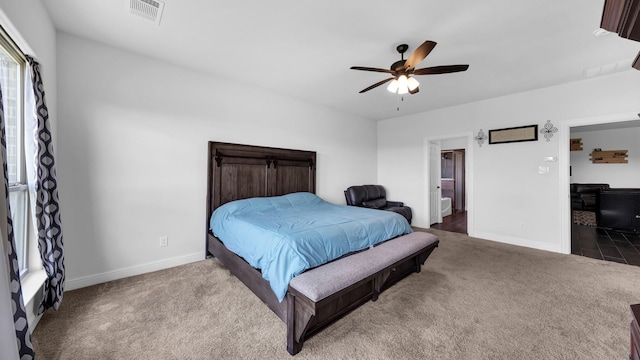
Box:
left=205, top=141, right=317, bottom=229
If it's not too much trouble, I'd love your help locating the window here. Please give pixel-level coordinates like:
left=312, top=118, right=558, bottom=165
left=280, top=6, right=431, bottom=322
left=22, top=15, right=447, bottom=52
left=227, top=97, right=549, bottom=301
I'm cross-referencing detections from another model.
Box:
left=0, top=27, right=28, bottom=278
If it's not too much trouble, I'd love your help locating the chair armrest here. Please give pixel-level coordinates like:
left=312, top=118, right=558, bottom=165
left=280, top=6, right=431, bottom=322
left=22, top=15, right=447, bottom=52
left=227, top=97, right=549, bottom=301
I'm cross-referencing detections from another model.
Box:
left=386, top=200, right=404, bottom=207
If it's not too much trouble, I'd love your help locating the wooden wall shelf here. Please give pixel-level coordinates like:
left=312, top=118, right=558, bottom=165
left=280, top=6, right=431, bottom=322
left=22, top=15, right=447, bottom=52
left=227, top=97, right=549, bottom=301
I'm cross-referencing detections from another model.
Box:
left=570, top=138, right=583, bottom=151
left=589, top=149, right=628, bottom=163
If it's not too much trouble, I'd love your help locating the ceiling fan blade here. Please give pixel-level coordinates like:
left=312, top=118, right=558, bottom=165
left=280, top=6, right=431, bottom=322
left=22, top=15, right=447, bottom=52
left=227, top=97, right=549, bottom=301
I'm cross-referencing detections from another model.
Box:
left=350, top=66, right=395, bottom=74
left=403, top=41, right=437, bottom=71
left=413, top=64, right=469, bottom=75
left=409, top=86, right=419, bottom=95
left=358, top=77, right=395, bottom=93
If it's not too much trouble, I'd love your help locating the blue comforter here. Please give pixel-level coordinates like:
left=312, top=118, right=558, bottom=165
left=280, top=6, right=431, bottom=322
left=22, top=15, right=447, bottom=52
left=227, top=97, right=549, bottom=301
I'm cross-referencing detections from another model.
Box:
left=209, top=192, right=412, bottom=301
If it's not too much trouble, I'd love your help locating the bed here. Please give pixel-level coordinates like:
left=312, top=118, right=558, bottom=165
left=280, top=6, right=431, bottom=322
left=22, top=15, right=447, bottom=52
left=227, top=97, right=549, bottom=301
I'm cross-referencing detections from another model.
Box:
left=205, top=141, right=439, bottom=355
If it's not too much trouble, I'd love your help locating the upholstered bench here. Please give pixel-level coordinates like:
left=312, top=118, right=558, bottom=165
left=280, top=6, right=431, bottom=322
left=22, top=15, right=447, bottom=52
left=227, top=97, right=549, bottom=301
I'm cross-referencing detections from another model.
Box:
left=285, top=231, right=439, bottom=355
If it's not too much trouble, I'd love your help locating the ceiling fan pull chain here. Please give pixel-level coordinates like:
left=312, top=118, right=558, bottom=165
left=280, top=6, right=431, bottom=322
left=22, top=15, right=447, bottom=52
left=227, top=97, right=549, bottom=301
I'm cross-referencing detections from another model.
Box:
left=396, top=93, right=404, bottom=111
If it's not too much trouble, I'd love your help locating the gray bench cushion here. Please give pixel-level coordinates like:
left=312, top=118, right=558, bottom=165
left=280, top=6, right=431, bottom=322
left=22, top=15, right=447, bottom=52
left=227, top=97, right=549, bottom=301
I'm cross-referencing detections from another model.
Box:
left=289, top=232, right=438, bottom=302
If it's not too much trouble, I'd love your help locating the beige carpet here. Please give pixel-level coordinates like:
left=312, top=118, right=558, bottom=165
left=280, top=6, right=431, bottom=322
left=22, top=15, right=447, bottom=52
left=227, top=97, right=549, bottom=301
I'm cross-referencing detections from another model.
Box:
left=32, top=229, right=640, bottom=359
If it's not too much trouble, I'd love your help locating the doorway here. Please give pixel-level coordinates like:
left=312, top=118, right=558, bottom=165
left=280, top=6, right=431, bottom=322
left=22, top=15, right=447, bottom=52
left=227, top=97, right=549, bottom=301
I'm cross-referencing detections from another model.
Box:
left=559, top=112, right=640, bottom=254
left=441, top=149, right=465, bottom=214
left=568, top=118, right=640, bottom=264
left=425, top=134, right=473, bottom=235
left=433, top=148, right=467, bottom=234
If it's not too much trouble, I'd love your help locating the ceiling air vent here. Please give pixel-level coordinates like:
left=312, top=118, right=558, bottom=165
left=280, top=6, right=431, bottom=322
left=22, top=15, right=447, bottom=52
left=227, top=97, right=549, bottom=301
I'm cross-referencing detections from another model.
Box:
left=128, top=0, right=165, bottom=25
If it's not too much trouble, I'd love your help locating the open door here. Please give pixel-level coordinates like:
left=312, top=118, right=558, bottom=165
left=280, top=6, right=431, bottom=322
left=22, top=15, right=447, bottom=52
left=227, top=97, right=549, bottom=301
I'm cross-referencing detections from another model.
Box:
left=429, top=141, right=442, bottom=225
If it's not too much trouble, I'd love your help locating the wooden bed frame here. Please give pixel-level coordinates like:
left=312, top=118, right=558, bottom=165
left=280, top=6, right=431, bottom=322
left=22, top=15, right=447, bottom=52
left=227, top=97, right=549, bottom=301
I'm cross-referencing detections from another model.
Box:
left=205, top=141, right=437, bottom=355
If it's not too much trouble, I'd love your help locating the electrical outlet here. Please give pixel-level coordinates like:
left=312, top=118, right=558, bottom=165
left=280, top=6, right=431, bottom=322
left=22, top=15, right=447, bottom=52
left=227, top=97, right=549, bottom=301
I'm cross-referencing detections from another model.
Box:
left=159, top=236, right=168, bottom=247
left=520, top=223, right=527, bottom=230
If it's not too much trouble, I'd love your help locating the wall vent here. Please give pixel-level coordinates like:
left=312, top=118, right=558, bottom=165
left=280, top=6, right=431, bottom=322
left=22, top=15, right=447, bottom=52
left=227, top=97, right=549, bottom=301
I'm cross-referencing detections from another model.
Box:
left=128, top=0, right=165, bottom=25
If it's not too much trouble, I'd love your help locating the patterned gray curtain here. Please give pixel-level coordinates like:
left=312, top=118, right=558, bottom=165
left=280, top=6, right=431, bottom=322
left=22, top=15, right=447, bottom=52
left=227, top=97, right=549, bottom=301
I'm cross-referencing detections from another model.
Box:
left=0, top=81, right=35, bottom=359
left=25, top=56, right=65, bottom=312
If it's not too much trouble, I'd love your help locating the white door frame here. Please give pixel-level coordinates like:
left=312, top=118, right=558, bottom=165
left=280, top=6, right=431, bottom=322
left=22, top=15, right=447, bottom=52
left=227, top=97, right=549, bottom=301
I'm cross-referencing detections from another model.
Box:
left=428, top=141, right=442, bottom=225
left=559, top=111, right=640, bottom=254
left=423, top=132, right=475, bottom=234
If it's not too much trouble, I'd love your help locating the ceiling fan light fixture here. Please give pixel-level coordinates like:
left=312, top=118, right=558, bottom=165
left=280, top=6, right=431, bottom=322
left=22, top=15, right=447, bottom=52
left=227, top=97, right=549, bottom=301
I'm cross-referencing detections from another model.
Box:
left=397, top=75, right=409, bottom=94
left=407, top=76, right=419, bottom=91
left=387, top=79, right=399, bottom=93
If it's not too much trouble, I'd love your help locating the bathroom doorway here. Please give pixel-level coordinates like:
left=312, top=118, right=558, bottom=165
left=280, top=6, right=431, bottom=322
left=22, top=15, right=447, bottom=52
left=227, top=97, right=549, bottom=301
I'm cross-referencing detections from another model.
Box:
left=440, top=149, right=465, bottom=215
left=432, top=148, right=467, bottom=234
left=427, top=135, right=470, bottom=235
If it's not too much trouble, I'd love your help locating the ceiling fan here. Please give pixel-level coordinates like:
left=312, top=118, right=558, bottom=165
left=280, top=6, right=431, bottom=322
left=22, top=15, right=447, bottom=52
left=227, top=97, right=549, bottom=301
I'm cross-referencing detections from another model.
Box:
left=350, top=40, right=469, bottom=95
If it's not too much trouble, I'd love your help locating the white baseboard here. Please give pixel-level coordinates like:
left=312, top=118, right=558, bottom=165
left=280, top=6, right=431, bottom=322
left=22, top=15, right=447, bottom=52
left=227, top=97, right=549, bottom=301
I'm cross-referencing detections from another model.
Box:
left=65, top=252, right=204, bottom=291
left=469, top=231, right=563, bottom=254
left=414, top=226, right=563, bottom=254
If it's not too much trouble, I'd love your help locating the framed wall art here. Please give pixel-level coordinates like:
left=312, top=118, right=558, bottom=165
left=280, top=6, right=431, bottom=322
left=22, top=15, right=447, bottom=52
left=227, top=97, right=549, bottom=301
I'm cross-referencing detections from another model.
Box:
left=489, top=125, right=538, bottom=144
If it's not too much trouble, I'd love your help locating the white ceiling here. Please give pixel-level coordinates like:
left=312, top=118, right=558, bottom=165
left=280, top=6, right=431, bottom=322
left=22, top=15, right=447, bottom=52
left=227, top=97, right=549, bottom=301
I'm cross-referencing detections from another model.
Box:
left=42, top=0, right=640, bottom=121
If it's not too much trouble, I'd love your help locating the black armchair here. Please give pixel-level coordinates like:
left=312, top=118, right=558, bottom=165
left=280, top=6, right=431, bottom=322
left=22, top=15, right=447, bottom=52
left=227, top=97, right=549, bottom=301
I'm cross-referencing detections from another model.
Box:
left=344, top=185, right=412, bottom=224
left=570, top=183, right=610, bottom=211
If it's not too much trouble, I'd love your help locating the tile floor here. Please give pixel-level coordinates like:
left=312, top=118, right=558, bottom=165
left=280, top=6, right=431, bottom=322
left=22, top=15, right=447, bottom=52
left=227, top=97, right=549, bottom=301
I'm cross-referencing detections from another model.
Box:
left=571, top=222, right=640, bottom=266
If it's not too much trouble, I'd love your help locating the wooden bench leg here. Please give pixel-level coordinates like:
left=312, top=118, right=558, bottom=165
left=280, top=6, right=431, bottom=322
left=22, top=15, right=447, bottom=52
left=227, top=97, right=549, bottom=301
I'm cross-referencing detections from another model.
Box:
left=286, top=293, right=314, bottom=355
left=416, top=246, right=437, bottom=272
left=373, top=269, right=394, bottom=301
left=372, top=274, right=380, bottom=301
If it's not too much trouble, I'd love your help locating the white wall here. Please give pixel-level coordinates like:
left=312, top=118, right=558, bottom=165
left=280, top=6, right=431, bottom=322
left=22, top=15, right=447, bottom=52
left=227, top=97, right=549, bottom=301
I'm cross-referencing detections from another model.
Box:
left=378, top=70, right=640, bottom=253
left=570, top=126, right=640, bottom=187
left=56, top=33, right=378, bottom=289
left=441, top=137, right=467, bottom=151
left=0, top=0, right=56, bottom=137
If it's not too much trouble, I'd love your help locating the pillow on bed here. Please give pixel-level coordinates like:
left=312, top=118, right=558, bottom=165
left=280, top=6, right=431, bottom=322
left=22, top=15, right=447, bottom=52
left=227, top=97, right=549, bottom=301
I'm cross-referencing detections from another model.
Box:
left=362, top=198, right=386, bottom=209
